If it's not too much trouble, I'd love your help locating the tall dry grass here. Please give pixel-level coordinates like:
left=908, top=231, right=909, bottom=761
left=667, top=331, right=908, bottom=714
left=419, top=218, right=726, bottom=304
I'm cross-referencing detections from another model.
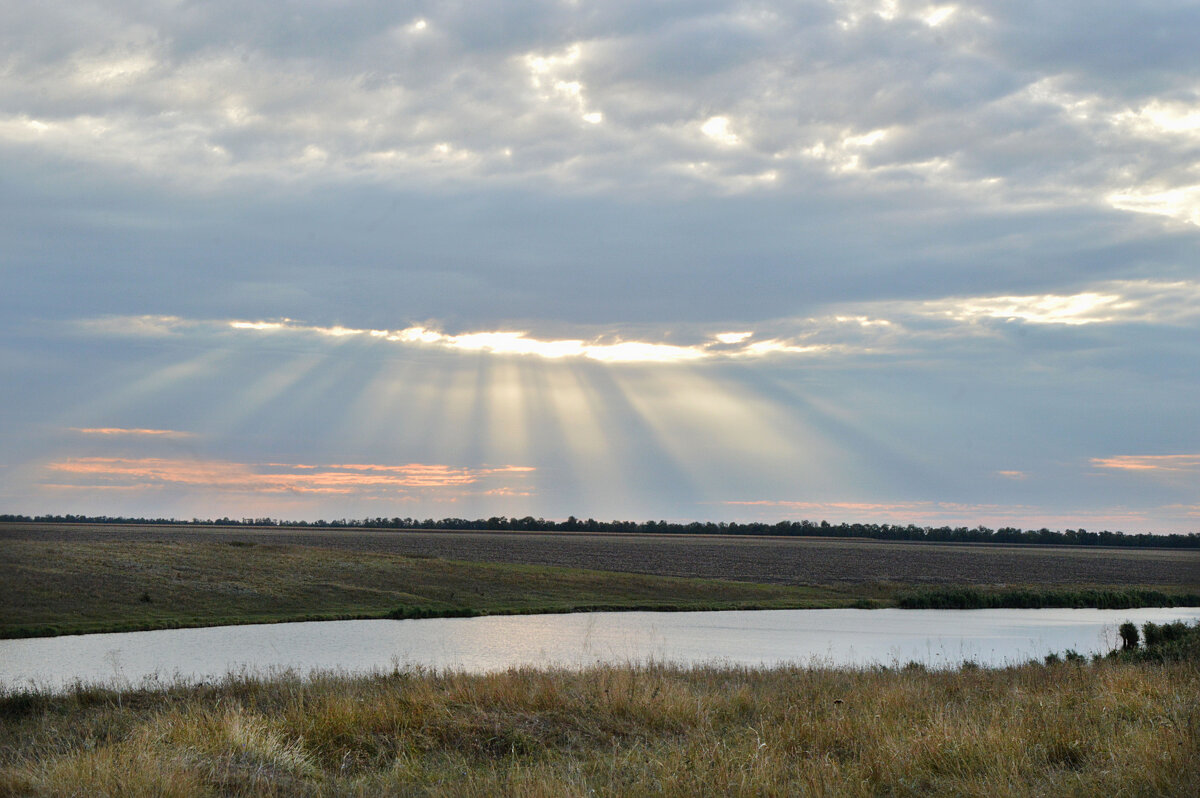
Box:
left=2, top=655, right=1197, bottom=796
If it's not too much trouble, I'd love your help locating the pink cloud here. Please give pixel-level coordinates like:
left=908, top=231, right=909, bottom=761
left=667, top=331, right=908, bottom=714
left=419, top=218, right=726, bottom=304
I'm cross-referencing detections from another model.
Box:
left=1091, top=454, right=1200, bottom=473
left=44, top=457, right=534, bottom=498
left=70, top=427, right=195, bottom=438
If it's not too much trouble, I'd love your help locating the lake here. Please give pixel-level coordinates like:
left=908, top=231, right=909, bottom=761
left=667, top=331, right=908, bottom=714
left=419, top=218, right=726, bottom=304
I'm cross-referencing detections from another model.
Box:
left=3, top=607, right=1197, bottom=692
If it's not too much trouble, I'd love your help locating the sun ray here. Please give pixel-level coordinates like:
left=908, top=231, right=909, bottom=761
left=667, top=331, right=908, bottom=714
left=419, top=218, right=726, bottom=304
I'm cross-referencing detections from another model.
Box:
left=200, top=352, right=328, bottom=437
left=437, top=358, right=493, bottom=468
left=64, top=348, right=234, bottom=427
left=239, top=348, right=367, bottom=453
left=568, top=363, right=699, bottom=514
left=744, top=367, right=944, bottom=497
left=512, top=357, right=581, bottom=510
left=541, top=362, right=626, bottom=514
left=327, top=351, right=420, bottom=456
left=456, top=354, right=493, bottom=468
left=603, top=365, right=802, bottom=497
left=480, top=358, right=531, bottom=468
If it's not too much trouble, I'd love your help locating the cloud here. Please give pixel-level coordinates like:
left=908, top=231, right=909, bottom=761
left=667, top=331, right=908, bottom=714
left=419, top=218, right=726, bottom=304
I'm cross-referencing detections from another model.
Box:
left=69, top=427, right=194, bottom=438
left=43, top=457, right=534, bottom=497
left=3, top=2, right=1199, bottom=532
left=1091, top=455, right=1200, bottom=474
left=3, top=0, right=1199, bottom=220
left=67, top=275, right=1200, bottom=367
left=900, top=280, right=1200, bottom=326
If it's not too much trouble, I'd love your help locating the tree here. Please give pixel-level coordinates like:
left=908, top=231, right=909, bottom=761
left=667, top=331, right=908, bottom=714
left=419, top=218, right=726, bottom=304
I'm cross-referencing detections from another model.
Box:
left=1118, top=621, right=1139, bottom=651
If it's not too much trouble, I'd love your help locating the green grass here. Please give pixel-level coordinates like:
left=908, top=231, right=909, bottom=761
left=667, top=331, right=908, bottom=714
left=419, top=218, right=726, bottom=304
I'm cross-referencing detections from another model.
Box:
left=2, top=635, right=1198, bottom=796
left=0, top=539, right=856, bottom=638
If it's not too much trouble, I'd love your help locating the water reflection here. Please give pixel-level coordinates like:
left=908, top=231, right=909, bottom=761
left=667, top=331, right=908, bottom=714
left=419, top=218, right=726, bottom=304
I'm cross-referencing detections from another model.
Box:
left=2, top=607, right=1197, bottom=692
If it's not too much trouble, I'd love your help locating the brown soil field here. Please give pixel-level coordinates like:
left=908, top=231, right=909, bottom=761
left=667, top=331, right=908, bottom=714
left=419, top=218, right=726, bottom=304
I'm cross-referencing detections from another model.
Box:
left=4, top=522, right=1197, bottom=588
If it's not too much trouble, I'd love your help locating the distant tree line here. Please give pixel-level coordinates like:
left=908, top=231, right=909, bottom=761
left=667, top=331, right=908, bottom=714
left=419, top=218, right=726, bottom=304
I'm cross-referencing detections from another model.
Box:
left=2, top=512, right=1197, bottom=548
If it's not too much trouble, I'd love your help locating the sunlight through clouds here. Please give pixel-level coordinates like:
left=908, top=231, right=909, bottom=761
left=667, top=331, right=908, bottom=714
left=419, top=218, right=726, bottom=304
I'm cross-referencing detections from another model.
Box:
left=67, top=276, right=1200, bottom=374
left=1107, top=185, right=1200, bottom=227
left=922, top=5, right=958, bottom=28
left=4, top=1, right=1200, bottom=531
left=524, top=42, right=603, bottom=126
left=701, top=116, right=740, bottom=147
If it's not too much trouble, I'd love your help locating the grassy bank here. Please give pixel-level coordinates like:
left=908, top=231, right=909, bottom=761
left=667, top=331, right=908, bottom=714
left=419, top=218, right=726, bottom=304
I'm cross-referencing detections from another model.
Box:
left=5, top=538, right=1199, bottom=638
left=2, top=628, right=1198, bottom=796
left=0, top=539, right=854, bottom=639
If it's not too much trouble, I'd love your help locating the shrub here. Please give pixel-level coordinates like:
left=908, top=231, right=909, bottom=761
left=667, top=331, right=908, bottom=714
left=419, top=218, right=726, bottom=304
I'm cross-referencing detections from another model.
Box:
left=1119, top=621, right=1139, bottom=651
left=1143, top=620, right=1189, bottom=649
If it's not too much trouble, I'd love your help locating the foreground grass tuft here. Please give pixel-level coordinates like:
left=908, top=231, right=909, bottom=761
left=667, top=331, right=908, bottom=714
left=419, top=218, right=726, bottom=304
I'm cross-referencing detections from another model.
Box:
left=3, top=644, right=1198, bottom=796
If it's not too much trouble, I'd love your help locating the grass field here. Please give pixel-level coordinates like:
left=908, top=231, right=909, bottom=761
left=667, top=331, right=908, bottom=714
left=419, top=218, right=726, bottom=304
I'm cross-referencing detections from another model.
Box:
left=2, top=644, right=1197, bottom=796
left=5, top=522, right=1199, bottom=586
left=0, top=538, right=854, bottom=638
left=4, top=523, right=1198, bottom=638
left=4, top=523, right=1199, bottom=795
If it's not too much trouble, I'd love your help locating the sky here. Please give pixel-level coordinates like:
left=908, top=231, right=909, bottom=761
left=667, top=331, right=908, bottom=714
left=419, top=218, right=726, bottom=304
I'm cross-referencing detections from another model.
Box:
left=2, top=1, right=1198, bottom=532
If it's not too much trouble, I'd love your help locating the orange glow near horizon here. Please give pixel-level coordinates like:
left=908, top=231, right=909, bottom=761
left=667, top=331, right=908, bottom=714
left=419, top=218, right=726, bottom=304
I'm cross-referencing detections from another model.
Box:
left=70, top=427, right=194, bottom=437
left=1091, top=454, right=1200, bottom=473
left=44, top=457, right=535, bottom=496
left=723, top=499, right=1152, bottom=529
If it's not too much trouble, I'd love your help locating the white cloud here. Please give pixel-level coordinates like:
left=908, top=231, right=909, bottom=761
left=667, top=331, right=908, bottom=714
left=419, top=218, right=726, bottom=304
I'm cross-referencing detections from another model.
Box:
left=843, top=280, right=1200, bottom=328
left=1107, top=185, right=1200, bottom=227
left=68, top=278, right=1200, bottom=371
left=0, top=0, right=1192, bottom=223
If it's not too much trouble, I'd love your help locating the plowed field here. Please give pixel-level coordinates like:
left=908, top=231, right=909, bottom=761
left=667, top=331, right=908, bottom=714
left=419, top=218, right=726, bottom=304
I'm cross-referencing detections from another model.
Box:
left=4, top=523, right=1196, bottom=588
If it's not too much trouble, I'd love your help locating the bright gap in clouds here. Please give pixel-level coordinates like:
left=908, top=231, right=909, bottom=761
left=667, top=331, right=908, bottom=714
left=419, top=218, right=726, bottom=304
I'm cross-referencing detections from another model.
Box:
left=23, top=271, right=1200, bottom=532
left=73, top=277, right=1200, bottom=367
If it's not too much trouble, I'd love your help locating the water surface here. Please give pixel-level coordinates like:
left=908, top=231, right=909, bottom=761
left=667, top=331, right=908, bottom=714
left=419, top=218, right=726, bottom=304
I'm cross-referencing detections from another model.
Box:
left=3, top=607, right=1197, bottom=691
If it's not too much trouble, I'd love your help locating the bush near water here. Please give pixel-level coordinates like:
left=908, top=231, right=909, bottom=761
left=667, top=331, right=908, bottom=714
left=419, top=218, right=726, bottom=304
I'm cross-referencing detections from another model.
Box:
left=897, top=586, right=1200, bottom=609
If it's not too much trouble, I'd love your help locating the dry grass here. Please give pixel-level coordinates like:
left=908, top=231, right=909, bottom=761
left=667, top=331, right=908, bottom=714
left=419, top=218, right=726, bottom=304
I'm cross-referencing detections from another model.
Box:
left=2, top=656, right=1197, bottom=796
